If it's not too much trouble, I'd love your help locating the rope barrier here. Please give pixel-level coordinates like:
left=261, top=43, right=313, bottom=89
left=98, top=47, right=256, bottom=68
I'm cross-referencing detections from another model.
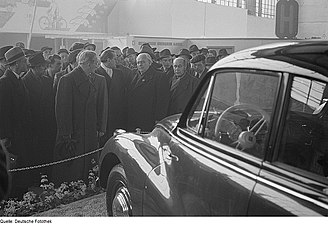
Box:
left=8, top=148, right=102, bottom=173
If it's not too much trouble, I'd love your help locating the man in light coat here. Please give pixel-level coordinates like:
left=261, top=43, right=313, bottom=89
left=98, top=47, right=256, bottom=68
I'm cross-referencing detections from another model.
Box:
left=53, top=50, right=108, bottom=186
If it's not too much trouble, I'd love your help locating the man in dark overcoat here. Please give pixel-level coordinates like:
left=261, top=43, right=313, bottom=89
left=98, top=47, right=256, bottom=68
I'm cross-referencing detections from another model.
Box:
left=159, top=49, right=174, bottom=80
left=0, top=47, right=30, bottom=198
left=168, top=57, right=199, bottom=116
left=191, top=54, right=208, bottom=80
left=53, top=50, right=108, bottom=186
left=127, top=53, right=170, bottom=132
left=22, top=52, right=56, bottom=184
left=53, top=49, right=81, bottom=93
left=0, top=46, right=13, bottom=78
left=96, top=49, right=129, bottom=147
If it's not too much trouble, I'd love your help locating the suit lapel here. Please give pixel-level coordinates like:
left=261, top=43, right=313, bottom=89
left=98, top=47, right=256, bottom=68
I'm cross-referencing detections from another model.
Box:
left=130, top=68, right=154, bottom=91
left=72, top=66, right=91, bottom=99
left=171, top=73, right=190, bottom=99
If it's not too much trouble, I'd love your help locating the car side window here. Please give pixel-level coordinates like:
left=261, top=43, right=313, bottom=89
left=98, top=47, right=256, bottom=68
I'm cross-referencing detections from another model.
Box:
left=203, top=71, right=279, bottom=158
left=277, top=76, right=328, bottom=179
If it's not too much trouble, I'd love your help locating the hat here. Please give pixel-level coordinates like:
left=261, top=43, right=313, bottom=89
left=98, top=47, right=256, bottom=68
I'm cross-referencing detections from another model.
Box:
left=122, top=46, right=129, bottom=57
left=140, top=43, right=156, bottom=52
left=15, top=42, right=25, bottom=48
left=139, top=45, right=156, bottom=60
left=110, top=46, right=121, bottom=51
left=158, top=49, right=173, bottom=60
left=22, top=48, right=36, bottom=58
left=69, top=42, right=84, bottom=52
left=154, top=52, right=160, bottom=61
left=5, top=46, right=25, bottom=65
left=68, top=49, right=82, bottom=64
left=100, top=49, right=115, bottom=62
left=57, top=48, right=69, bottom=55
left=200, top=48, right=209, bottom=54
left=27, top=51, right=48, bottom=67
left=0, top=45, right=13, bottom=60
left=208, top=49, right=217, bottom=57
left=100, top=46, right=111, bottom=56
left=41, top=46, right=52, bottom=52
left=190, top=54, right=206, bottom=64
left=218, top=48, right=228, bottom=57
left=84, top=42, right=96, bottom=50
left=205, top=56, right=217, bottom=66
left=189, top=44, right=199, bottom=53
left=176, top=48, right=191, bottom=59
left=126, top=48, right=137, bottom=57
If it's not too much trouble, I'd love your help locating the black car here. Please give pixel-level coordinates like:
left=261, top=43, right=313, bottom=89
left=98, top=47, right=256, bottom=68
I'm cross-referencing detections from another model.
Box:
left=99, top=41, right=328, bottom=216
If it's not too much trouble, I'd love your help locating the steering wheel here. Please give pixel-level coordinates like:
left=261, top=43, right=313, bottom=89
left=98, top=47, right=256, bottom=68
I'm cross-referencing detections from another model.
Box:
left=214, top=104, right=270, bottom=151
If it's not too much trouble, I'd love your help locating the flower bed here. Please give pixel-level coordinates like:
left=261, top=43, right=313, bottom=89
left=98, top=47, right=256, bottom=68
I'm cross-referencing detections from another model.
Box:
left=0, top=163, right=102, bottom=216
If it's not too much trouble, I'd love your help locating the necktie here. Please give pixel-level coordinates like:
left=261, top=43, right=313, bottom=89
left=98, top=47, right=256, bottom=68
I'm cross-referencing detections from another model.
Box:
left=170, top=76, right=181, bottom=91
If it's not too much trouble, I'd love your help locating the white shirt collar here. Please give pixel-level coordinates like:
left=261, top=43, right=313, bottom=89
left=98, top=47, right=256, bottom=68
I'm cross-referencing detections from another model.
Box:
left=101, top=63, right=113, bottom=78
left=10, top=69, right=21, bottom=79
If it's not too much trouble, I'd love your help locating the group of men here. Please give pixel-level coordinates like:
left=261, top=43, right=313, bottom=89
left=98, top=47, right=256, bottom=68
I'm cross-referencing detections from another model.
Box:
left=0, top=40, right=227, bottom=200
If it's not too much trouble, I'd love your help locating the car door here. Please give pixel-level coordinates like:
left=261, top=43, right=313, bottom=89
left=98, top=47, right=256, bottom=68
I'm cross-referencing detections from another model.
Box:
left=143, top=69, right=281, bottom=215
left=248, top=75, right=328, bottom=216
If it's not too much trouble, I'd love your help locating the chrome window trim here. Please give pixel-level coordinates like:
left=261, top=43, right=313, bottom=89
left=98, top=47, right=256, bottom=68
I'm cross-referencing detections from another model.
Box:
left=175, top=128, right=328, bottom=211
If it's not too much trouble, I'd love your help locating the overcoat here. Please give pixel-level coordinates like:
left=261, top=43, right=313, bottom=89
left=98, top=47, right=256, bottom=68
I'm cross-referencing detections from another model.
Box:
left=127, top=66, right=170, bottom=132
left=52, top=66, right=108, bottom=186
left=22, top=70, right=56, bottom=183
left=196, top=68, right=208, bottom=80
left=0, top=145, right=9, bottom=201
left=0, top=69, right=31, bottom=197
left=161, top=65, right=174, bottom=81
left=168, top=72, right=199, bottom=116
left=95, top=67, right=129, bottom=146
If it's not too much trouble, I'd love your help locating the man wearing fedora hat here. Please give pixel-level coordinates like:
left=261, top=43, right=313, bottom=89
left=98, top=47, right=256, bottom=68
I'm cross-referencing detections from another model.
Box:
left=0, top=46, right=13, bottom=78
left=22, top=52, right=56, bottom=185
left=176, top=48, right=196, bottom=76
left=205, top=56, right=217, bottom=70
left=84, top=42, right=96, bottom=51
left=189, top=44, right=200, bottom=58
left=41, top=46, right=52, bottom=60
left=159, top=48, right=174, bottom=79
left=69, top=42, right=85, bottom=52
left=57, top=48, right=69, bottom=71
left=110, top=46, right=134, bottom=82
left=139, top=45, right=162, bottom=71
left=53, top=49, right=82, bottom=92
left=0, top=46, right=30, bottom=198
left=190, top=54, right=208, bottom=80
left=125, top=48, right=137, bottom=70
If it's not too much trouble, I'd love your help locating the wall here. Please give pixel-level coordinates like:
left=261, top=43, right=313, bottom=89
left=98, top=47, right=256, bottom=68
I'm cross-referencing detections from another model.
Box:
left=297, top=0, right=328, bottom=39
left=247, top=15, right=276, bottom=37
left=108, top=0, right=274, bottom=38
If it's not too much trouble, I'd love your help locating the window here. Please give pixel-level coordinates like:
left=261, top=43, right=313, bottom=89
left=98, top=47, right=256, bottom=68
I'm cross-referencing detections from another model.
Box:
left=278, top=76, right=328, bottom=179
left=188, top=70, right=279, bottom=158
left=196, top=0, right=277, bottom=18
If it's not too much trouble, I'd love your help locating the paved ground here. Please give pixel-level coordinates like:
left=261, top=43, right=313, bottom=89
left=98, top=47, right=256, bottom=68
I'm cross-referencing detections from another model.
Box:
left=34, top=192, right=107, bottom=217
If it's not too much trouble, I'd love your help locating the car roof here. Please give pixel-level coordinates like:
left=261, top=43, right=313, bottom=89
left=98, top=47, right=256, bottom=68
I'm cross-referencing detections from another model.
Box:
left=210, top=40, right=328, bottom=81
